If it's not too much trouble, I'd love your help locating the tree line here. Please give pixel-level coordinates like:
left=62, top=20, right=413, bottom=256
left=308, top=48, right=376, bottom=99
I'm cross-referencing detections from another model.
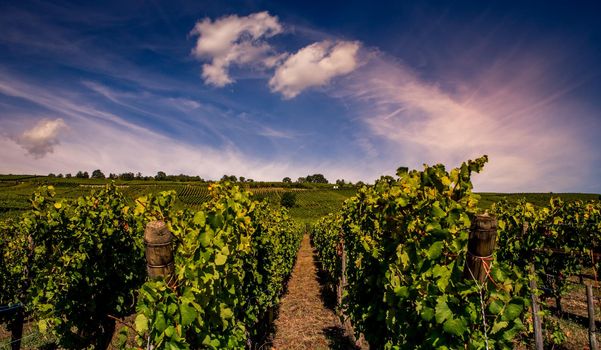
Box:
left=46, top=170, right=373, bottom=187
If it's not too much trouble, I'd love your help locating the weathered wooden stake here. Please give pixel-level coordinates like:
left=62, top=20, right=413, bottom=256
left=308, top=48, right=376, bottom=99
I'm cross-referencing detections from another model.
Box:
left=268, top=308, right=274, bottom=324
left=555, top=294, right=563, bottom=315
left=144, top=221, right=174, bottom=284
left=587, top=284, right=599, bottom=350
left=529, top=266, right=544, bottom=350
left=337, top=239, right=347, bottom=306
left=341, top=243, right=347, bottom=292
left=9, top=305, right=24, bottom=350
left=463, top=214, right=497, bottom=283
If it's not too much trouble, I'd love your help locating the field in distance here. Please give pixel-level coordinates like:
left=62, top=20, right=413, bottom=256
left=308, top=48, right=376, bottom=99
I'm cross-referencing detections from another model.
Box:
left=0, top=174, right=599, bottom=223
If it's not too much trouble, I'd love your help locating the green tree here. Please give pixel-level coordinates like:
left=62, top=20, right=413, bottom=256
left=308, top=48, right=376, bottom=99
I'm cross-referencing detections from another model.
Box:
left=155, top=171, right=167, bottom=181
left=119, top=172, right=134, bottom=181
left=91, top=169, right=105, bottom=179
left=221, top=175, right=237, bottom=182
left=75, top=171, right=88, bottom=179
left=305, top=174, right=328, bottom=183
left=282, top=177, right=292, bottom=183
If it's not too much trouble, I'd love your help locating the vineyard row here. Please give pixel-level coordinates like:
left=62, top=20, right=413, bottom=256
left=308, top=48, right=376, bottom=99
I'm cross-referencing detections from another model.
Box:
left=0, top=183, right=303, bottom=349
left=311, top=156, right=601, bottom=349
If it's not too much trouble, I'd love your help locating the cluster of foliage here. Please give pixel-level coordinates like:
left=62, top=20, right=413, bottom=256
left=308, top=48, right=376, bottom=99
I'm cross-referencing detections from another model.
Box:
left=0, top=185, right=146, bottom=349
left=311, top=214, right=342, bottom=290
left=121, top=182, right=302, bottom=349
left=312, top=156, right=532, bottom=349
left=280, top=191, right=296, bottom=208
left=492, top=198, right=601, bottom=344
left=493, top=198, right=601, bottom=277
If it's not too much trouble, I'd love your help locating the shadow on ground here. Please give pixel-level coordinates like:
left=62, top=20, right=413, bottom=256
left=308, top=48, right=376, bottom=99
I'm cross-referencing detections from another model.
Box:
left=548, top=306, right=601, bottom=329
left=323, top=325, right=361, bottom=350
left=312, top=246, right=362, bottom=350
left=312, top=250, right=339, bottom=311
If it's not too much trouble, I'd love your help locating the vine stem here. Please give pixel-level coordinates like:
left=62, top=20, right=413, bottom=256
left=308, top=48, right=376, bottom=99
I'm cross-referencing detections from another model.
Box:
left=107, top=314, right=136, bottom=333
left=467, top=264, right=490, bottom=350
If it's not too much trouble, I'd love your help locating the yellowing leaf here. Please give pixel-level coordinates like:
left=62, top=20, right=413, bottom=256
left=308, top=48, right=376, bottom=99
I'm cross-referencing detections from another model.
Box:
left=220, top=306, right=233, bottom=320
left=38, top=320, right=48, bottom=333
left=215, top=253, right=227, bottom=266
left=491, top=321, right=509, bottom=334
left=134, top=314, right=148, bottom=333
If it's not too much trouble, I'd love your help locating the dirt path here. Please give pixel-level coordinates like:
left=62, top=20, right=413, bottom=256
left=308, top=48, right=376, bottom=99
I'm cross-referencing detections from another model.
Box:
left=271, top=235, right=356, bottom=350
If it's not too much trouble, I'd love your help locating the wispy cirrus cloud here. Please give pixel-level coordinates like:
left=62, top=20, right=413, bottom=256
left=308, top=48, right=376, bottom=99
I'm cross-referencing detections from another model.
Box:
left=2, top=73, right=307, bottom=152
left=0, top=75, right=155, bottom=136
left=335, top=52, right=598, bottom=191
left=0, top=80, right=371, bottom=182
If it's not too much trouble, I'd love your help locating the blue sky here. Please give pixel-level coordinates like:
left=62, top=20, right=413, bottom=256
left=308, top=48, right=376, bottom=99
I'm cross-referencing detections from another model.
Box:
left=0, top=0, right=600, bottom=192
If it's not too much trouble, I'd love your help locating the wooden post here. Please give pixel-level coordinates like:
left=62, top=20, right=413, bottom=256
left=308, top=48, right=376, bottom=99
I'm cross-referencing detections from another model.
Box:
left=8, top=305, right=24, bottom=350
left=337, top=239, right=346, bottom=306
left=338, top=240, right=358, bottom=345
left=463, top=214, right=497, bottom=283
left=587, top=284, right=598, bottom=350
left=529, top=266, right=544, bottom=350
left=341, top=242, right=347, bottom=294
left=144, top=221, right=175, bottom=284
left=521, top=222, right=528, bottom=239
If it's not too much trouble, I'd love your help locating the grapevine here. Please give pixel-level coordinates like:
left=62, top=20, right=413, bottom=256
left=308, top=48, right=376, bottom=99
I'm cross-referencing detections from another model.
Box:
left=312, top=156, right=531, bottom=349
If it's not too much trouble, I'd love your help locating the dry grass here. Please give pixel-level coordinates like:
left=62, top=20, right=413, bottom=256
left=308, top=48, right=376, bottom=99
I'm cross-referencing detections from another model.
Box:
left=271, top=235, right=358, bottom=350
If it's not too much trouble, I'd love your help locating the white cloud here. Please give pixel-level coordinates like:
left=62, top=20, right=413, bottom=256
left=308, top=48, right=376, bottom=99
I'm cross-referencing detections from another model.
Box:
left=269, top=40, right=361, bottom=98
left=189, top=14, right=362, bottom=98
left=190, top=12, right=283, bottom=87
left=14, top=118, right=67, bottom=158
